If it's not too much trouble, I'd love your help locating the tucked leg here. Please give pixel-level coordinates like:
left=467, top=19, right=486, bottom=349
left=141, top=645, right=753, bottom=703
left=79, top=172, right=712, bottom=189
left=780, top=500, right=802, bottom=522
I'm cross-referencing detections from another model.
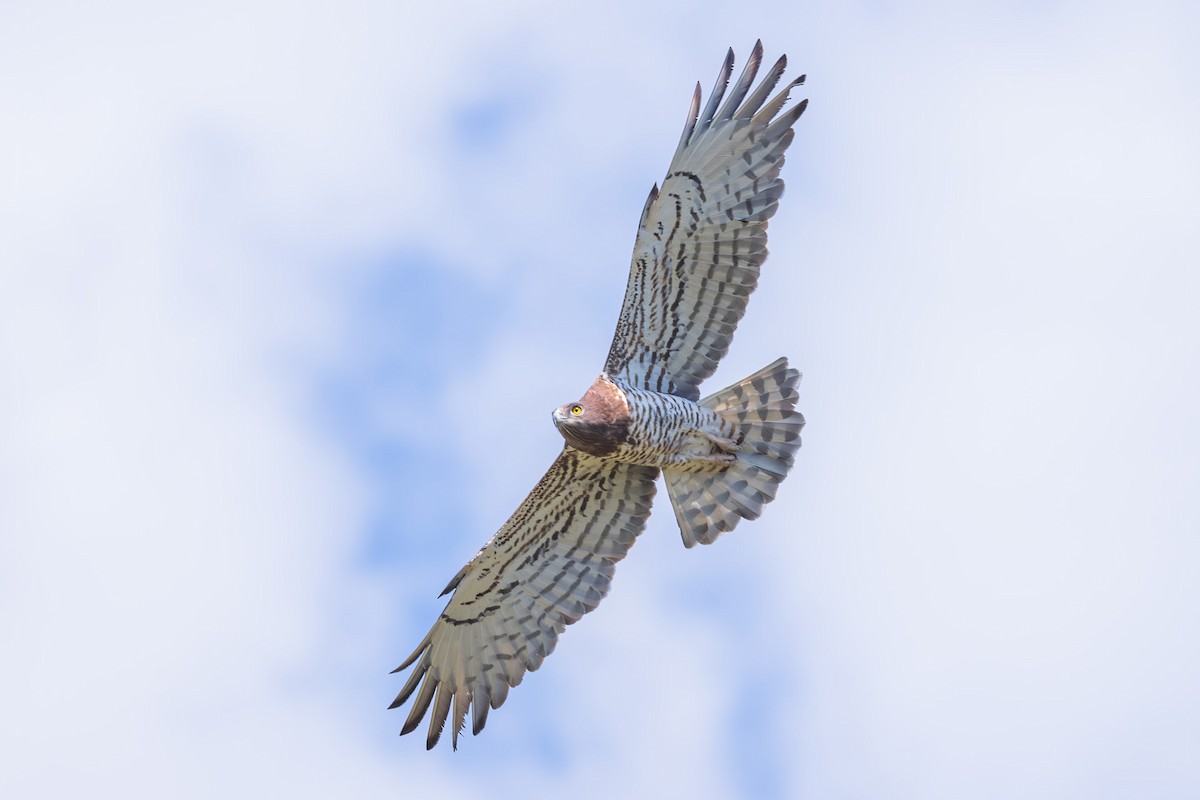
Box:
left=703, top=431, right=742, bottom=454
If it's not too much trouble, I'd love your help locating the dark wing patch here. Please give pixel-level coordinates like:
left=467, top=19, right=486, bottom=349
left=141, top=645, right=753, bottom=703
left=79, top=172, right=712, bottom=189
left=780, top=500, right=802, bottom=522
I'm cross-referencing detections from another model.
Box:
left=390, top=449, right=659, bottom=749
left=605, top=41, right=807, bottom=400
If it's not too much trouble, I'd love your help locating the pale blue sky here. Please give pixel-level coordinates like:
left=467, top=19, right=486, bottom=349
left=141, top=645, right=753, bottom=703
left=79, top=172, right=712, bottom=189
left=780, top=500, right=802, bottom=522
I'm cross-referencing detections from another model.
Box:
left=1, top=1, right=1198, bottom=798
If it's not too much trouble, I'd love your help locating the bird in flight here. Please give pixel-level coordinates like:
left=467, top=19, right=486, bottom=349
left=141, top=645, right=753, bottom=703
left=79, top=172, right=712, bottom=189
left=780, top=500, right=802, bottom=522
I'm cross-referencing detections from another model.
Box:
left=391, top=41, right=808, bottom=749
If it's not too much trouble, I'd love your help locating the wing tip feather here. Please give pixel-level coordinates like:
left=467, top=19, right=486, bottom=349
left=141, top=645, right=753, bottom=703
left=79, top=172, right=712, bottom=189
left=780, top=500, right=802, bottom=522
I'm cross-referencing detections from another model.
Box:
left=393, top=631, right=432, bottom=673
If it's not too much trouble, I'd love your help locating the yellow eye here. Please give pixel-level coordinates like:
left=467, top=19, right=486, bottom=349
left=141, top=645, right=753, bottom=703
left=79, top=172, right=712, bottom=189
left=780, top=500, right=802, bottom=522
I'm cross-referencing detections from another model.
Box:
left=571, top=405, right=583, bottom=416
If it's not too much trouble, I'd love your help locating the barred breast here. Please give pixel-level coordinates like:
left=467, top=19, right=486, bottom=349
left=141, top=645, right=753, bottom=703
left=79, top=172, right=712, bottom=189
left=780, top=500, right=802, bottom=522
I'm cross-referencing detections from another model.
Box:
left=611, top=380, right=740, bottom=470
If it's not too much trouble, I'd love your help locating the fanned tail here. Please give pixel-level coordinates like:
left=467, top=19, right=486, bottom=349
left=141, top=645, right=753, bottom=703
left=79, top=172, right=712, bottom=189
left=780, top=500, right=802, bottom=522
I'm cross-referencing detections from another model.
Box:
left=664, top=358, right=803, bottom=547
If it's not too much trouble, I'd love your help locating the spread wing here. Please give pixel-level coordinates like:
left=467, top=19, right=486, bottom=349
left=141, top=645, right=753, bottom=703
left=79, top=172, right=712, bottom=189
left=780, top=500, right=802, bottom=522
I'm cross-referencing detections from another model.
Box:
left=390, top=449, right=659, bottom=749
left=605, top=41, right=808, bottom=401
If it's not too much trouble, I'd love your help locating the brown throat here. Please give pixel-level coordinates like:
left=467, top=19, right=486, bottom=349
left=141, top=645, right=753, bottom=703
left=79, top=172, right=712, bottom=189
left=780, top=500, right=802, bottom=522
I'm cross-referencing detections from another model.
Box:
left=560, top=377, right=631, bottom=457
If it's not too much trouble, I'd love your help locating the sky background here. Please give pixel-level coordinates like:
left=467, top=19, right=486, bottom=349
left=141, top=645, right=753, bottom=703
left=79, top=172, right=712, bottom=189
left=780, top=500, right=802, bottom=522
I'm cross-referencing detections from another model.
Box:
left=2, top=1, right=1198, bottom=798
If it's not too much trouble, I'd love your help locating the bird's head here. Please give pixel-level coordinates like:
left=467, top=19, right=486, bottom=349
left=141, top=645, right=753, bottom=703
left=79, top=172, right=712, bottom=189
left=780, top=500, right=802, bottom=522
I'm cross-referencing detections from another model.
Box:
left=552, top=377, right=631, bottom=458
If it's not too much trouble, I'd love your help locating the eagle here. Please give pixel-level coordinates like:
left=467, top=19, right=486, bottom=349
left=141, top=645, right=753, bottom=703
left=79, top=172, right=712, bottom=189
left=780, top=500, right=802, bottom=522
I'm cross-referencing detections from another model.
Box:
left=391, top=41, right=808, bottom=749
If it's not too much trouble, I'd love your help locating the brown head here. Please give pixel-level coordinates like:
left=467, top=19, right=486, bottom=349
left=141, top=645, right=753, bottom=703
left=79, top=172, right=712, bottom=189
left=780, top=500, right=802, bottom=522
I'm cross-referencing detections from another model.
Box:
left=552, top=376, right=631, bottom=457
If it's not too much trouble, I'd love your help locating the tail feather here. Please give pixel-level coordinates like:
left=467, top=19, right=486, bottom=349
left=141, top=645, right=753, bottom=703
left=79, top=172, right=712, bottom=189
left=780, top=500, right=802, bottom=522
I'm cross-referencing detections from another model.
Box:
left=665, top=357, right=804, bottom=547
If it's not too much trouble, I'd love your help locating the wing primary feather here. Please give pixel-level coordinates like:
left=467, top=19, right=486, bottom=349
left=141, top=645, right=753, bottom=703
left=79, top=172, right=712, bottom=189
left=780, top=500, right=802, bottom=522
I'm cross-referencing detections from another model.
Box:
left=747, top=81, right=802, bottom=131
left=695, top=47, right=734, bottom=135
left=762, top=97, right=809, bottom=141
left=734, top=53, right=787, bottom=121
left=390, top=655, right=428, bottom=708
left=672, top=83, right=702, bottom=161
left=400, top=672, right=437, bottom=736
left=426, top=682, right=452, bottom=750
left=392, top=631, right=432, bottom=673
left=459, top=623, right=485, bottom=737
left=472, top=680, right=491, bottom=735
left=714, top=39, right=764, bottom=122
left=451, top=684, right=470, bottom=750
